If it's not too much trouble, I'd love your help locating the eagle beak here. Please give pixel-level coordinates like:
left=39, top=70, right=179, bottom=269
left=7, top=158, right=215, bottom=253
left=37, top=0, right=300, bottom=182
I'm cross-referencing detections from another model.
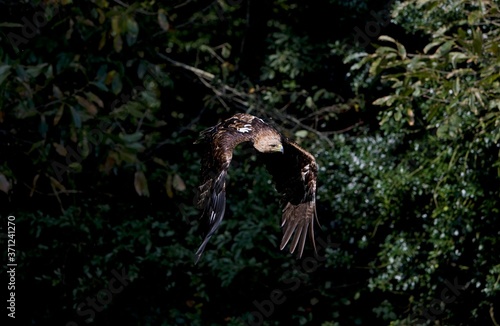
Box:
left=278, top=144, right=284, bottom=153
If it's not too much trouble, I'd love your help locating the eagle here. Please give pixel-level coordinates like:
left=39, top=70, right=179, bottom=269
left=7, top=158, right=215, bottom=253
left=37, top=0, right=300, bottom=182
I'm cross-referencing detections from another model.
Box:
left=194, top=113, right=318, bottom=263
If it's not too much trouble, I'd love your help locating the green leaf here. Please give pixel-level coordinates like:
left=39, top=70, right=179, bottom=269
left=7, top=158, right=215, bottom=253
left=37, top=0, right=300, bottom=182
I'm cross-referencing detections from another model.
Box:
left=126, top=17, right=139, bottom=46
left=453, top=77, right=460, bottom=95
left=111, top=73, right=123, bottom=95
left=436, top=123, right=448, bottom=139
left=26, top=63, right=48, bottom=78
left=221, top=44, right=231, bottom=59
left=0, top=22, right=24, bottom=27
left=378, top=35, right=398, bottom=44
left=137, top=61, right=148, bottom=79
left=305, top=96, right=315, bottom=108
left=472, top=27, right=483, bottom=55
left=113, top=34, right=123, bottom=53
left=68, top=162, right=82, bottom=172
left=369, top=57, right=383, bottom=76
left=343, top=52, right=368, bottom=64
left=468, top=10, right=482, bottom=25
left=0, top=65, right=11, bottom=85
left=449, top=52, right=468, bottom=68
left=394, top=109, right=402, bottom=121
left=53, top=104, right=65, bottom=126
left=85, top=92, right=104, bottom=108
left=373, top=95, right=395, bottom=106
left=111, top=15, right=121, bottom=36
left=396, top=42, right=407, bottom=60
left=75, top=95, right=98, bottom=116
left=375, top=46, right=397, bottom=55
left=70, top=106, right=82, bottom=128
left=435, top=41, right=454, bottom=56
left=119, top=132, right=143, bottom=143
left=295, top=130, right=308, bottom=138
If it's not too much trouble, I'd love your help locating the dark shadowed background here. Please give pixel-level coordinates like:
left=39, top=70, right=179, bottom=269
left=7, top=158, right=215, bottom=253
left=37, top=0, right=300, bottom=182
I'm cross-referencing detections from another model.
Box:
left=0, top=0, right=499, bottom=325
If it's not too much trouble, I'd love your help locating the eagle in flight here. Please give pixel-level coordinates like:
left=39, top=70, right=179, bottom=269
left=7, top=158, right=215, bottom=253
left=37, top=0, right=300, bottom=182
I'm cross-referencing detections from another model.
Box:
left=194, top=113, right=318, bottom=263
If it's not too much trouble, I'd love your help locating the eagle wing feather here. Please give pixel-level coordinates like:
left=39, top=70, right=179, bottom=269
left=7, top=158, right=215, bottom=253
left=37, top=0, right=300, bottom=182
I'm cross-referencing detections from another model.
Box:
left=262, top=140, right=318, bottom=258
left=194, top=115, right=257, bottom=263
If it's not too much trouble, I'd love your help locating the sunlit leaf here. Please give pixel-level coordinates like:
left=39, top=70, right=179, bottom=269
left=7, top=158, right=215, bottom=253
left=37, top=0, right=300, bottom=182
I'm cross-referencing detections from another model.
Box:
left=373, top=95, right=395, bottom=106
left=126, top=17, right=139, bottom=46
left=173, top=174, right=186, bottom=191
left=472, top=27, right=483, bottom=55
left=29, top=174, right=40, bottom=197
left=53, top=104, right=65, bottom=126
left=134, top=171, right=150, bottom=197
left=449, top=52, right=468, bottom=68
left=423, top=40, right=443, bottom=54
left=111, top=15, right=121, bottom=36
left=407, top=108, right=415, bottom=126
left=85, top=92, right=104, bottom=108
left=468, top=10, right=482, bottom=25
left=295, top=130, right=308, bottom=138
left=305, top=96, right=315, bottom=109
left=0, top=173, right=10, bottom=194
left=166, top=174, right=173, bottom=198
left=53, top=143, right=68, bottom=156
left=396, top=42, right=407, bottom=60
left=52, top=85, right=63, bottom=99
left=435, top=40, right=454, bottom=56
left=68, top=162, right=82, bottom=172
left=153, top=157, right=167, bottom=167
left=113, top=34, right=123, bottom=53
left=98, top=31, right=107, bottom=50
left=158, top=9, right=170, bottom=31
left=49, top=175, right=66, bottom=192
left=369, top=57, right=383, bottom=76
left=378, top=35, right=397, bottom=44
left=221, top=43, right=231, bottom=59
left=75, top=95, right=98, bottom=116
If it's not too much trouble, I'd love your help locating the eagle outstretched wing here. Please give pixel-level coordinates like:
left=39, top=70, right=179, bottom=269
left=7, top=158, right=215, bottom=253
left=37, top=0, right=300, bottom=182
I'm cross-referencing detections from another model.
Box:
left=194, top=152, right=228, bottom=264
left=260, top=140, right=318, bottom=258
left=194, top=115, right=258, bottom=263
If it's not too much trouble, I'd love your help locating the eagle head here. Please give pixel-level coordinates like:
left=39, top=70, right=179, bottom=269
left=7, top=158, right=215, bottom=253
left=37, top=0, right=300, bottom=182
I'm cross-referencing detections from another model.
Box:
left=253, top=130, right=284, bottom=153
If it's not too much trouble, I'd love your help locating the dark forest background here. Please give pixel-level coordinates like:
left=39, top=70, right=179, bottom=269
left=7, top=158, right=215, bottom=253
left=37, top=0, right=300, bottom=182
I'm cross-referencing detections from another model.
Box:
left=1, top=0, right=499, bottom=325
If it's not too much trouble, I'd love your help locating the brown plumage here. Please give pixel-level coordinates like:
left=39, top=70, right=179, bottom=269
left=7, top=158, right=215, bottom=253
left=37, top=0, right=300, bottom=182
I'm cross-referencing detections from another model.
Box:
left=194, top=113, right=318, bottom=263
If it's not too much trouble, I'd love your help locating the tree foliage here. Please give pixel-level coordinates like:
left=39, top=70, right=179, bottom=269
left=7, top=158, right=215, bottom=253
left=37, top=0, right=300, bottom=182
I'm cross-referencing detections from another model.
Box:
left=0, top=0, right=499, bottom=325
